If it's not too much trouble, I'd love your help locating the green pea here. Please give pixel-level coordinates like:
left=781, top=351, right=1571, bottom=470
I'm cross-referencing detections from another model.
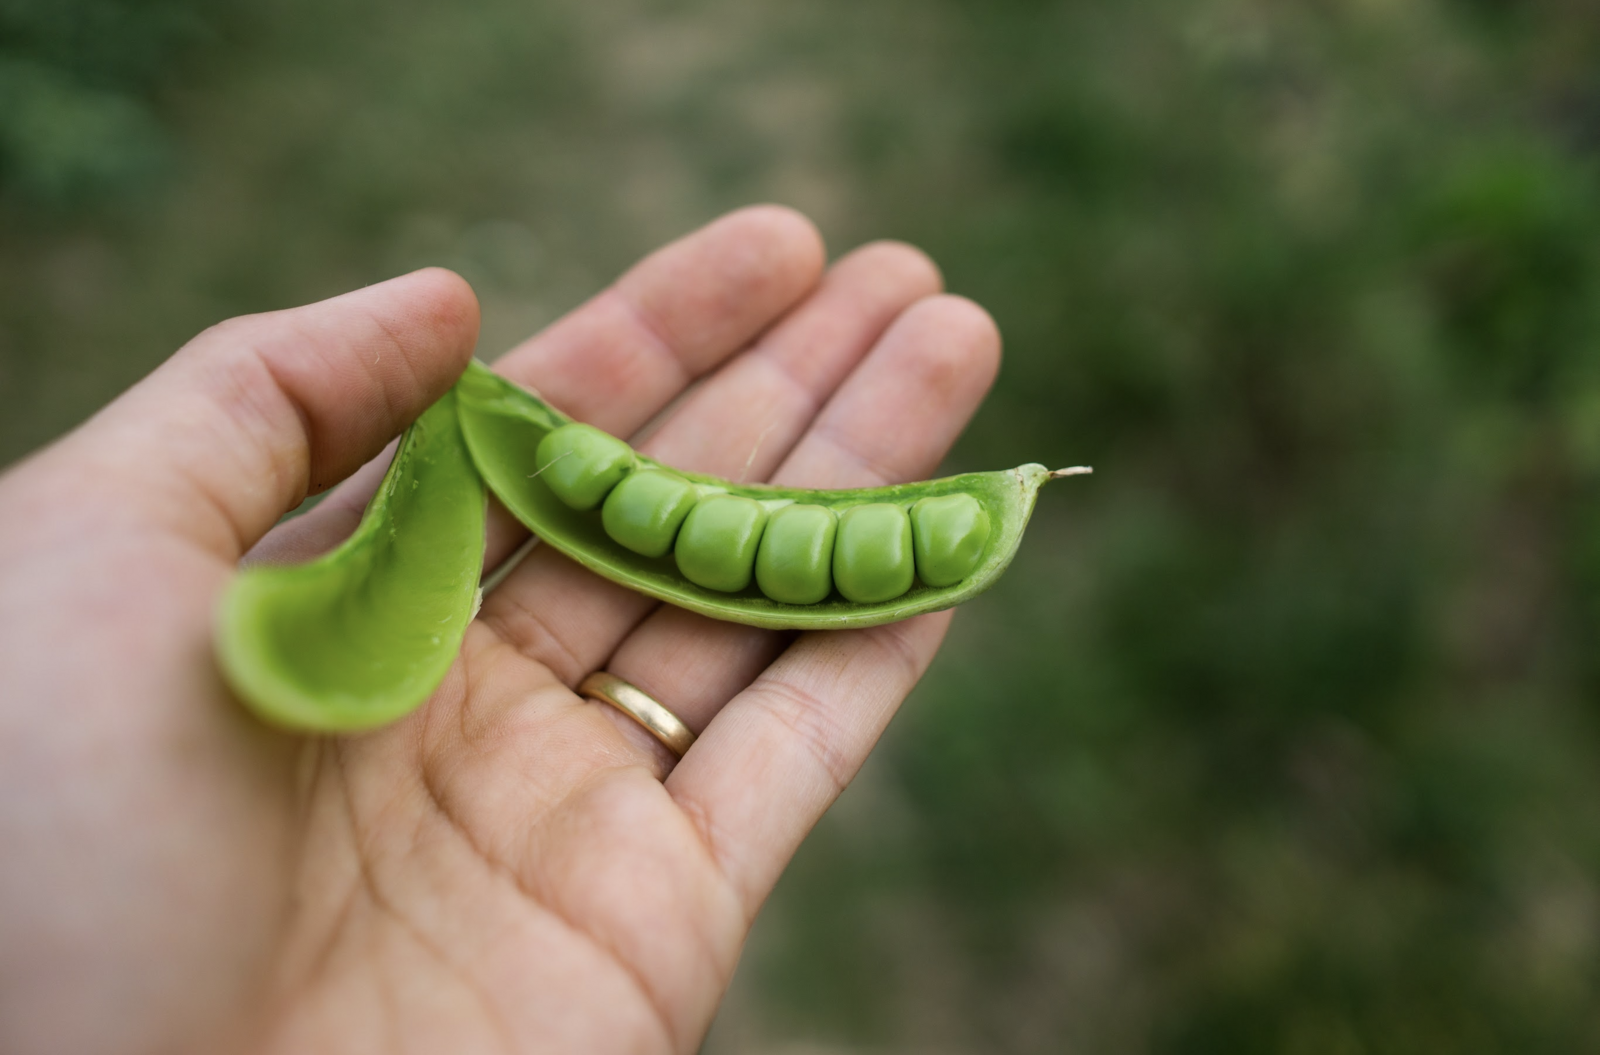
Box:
left=215, top=391, right=486, bottom=732
left=675, top=494, right=768, bottom=593
left=455, top=361, right=1088, bottom=631
left=601, top=469, right=698, bottom=558
left=755, top=504, right=837, bottom=604
left=910, top=492, right=991, bottom=587
left=536, top=422, right=634, bottom=510
left=833, top=503, right=914, bottom=604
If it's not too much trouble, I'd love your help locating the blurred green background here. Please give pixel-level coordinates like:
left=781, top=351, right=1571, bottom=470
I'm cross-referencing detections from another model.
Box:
left=7, top=0, right=1600, bottom=1050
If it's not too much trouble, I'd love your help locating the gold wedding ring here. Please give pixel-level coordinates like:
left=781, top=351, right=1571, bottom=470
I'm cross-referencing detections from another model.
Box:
left=578, top=671, right=697, bottom=758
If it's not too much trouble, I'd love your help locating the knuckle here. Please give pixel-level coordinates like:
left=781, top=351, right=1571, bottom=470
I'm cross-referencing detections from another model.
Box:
left=759, top=678, right=855, bottom=795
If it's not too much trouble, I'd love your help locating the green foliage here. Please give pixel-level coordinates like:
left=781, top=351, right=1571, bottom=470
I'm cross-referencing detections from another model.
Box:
left=6, top=0, right=1600, bottom=1049
left=0, top=0, right=214, bottom=202
left=850, top=1, right=1600, bottom=1049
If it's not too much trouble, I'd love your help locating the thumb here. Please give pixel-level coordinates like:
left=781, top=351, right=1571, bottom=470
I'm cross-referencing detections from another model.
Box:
left=51, top=268, right=480, bottom=560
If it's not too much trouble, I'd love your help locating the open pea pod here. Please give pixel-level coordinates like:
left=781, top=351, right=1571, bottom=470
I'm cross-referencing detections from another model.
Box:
left=455, top=360, right=1086, bottom=631
left=215, top=389, right=486, bottom=731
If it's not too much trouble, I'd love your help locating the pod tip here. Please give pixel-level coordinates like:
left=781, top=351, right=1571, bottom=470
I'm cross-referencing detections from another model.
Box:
left=1050, top=466, right=1093, bottom=478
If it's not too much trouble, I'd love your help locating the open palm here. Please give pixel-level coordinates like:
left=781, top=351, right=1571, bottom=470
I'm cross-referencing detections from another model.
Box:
left=0, top=207, right=1001, bottom=1054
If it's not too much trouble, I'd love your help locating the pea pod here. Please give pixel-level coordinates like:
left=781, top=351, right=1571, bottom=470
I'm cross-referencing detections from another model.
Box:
left=454, top=360, right=1087, bottom=631
left=215, top=390, right=486, bottom=731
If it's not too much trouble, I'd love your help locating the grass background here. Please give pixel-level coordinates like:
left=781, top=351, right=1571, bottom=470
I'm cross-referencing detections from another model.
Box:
left=6, top=0, right=1600, bottom=1050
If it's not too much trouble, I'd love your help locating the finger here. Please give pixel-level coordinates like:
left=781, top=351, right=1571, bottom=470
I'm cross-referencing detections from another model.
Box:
left=604, top=294, right=1001, bottom=746
left=242, top=443, right=396, bottom=566
left=495, top=205, right=827, bottom=434
left=258, top=205, right=824, bottom=569
left=769, top=295, right=1004, bottom=489
left=481, top=204, right=826, bottom=569
left=670, top=614, right=951, bottom=916
left=658, top=298, right=1001, bottom=913
left=626, top=241, right=944, bottom=485
left=478, top=242, right=944, bottom=692
left=44, top=268, right=480, bottom=560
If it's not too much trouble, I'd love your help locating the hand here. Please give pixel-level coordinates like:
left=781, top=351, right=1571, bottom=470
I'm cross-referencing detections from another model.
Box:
left=0, top=206, right=1000, bottom=1054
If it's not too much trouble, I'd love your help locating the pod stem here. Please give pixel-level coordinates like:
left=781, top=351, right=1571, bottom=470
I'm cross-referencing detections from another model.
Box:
left=1050, top=466, right=1093, bottom=478
left=481, top=533, right=542, bottom=594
